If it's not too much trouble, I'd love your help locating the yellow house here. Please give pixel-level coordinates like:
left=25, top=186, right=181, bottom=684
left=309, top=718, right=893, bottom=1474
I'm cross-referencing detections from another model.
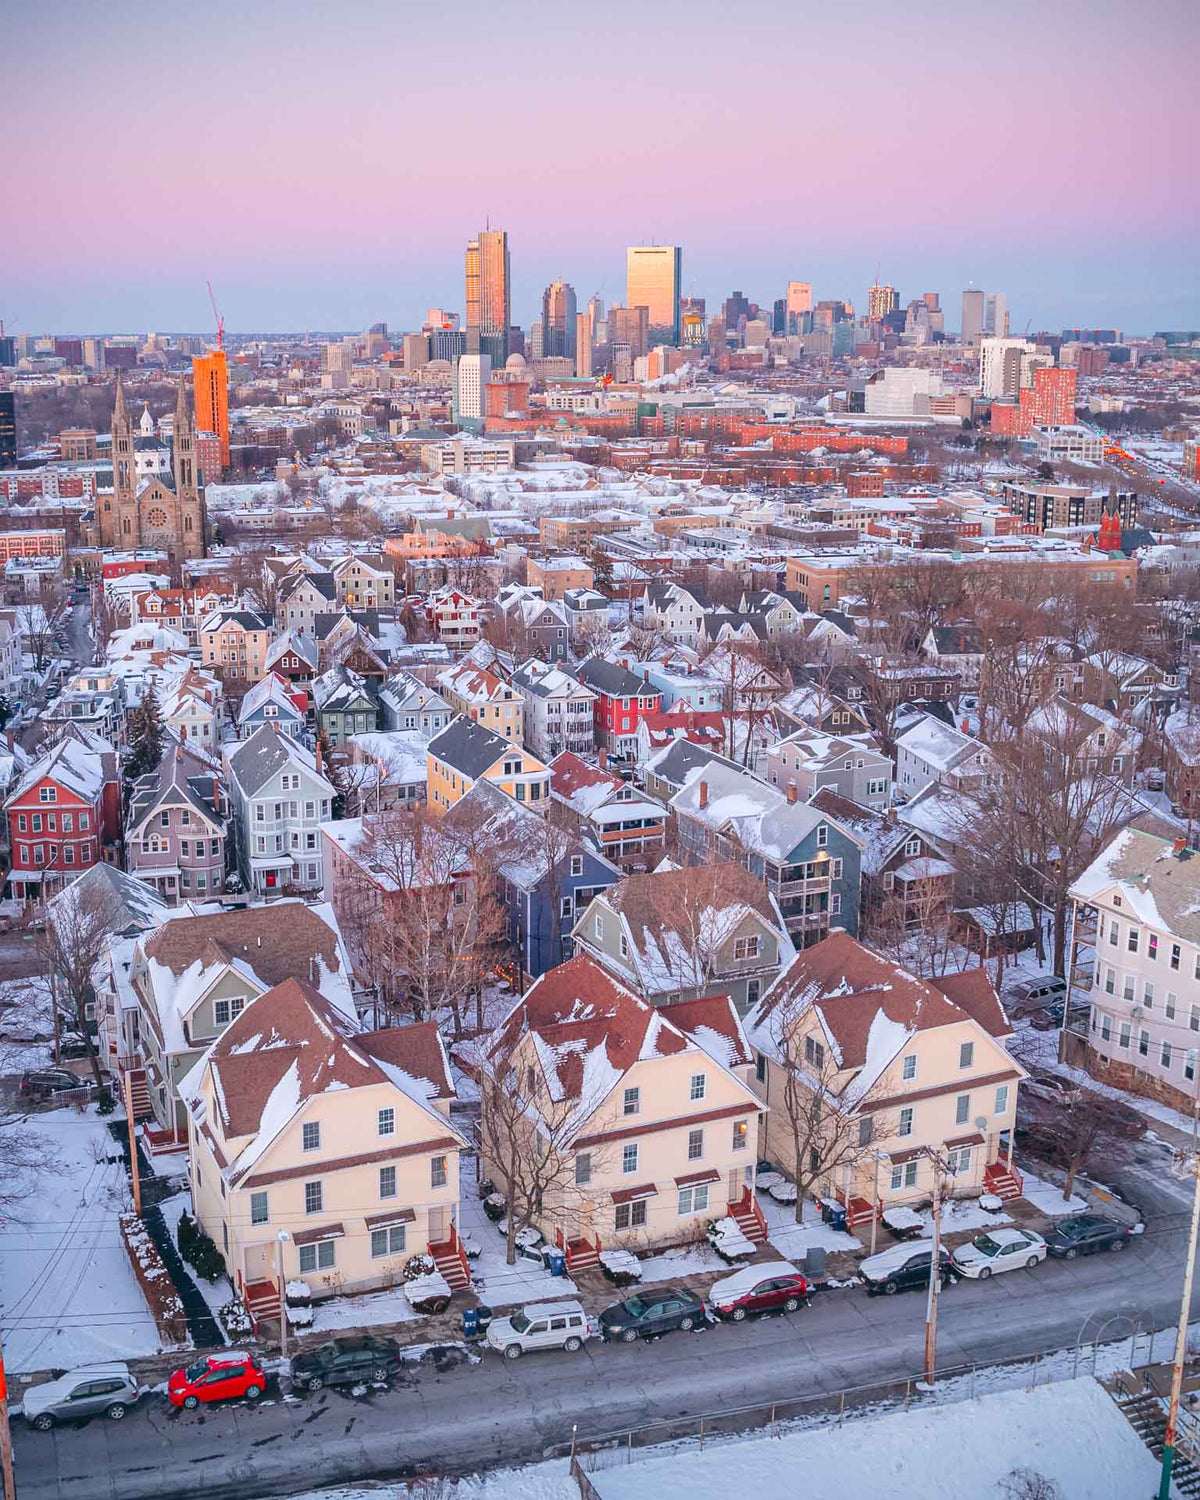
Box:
left=198, top=607, right=271, bottom=684
left=179, top=976, right=469, bottom=1327
left=435, top=662, right=524, bottom=743
left=426, top=714, right=550, bottom=815
left=477, top=953, right=767, bottom=1273
left=744, top=930, right=1026, bottom=1227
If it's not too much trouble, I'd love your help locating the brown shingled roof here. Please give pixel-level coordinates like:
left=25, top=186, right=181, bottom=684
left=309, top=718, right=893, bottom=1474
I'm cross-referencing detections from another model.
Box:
left=143, top=903, right=344, bottom=984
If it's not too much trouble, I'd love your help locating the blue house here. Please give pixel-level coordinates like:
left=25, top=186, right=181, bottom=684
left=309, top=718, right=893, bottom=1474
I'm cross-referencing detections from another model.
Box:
left=236, top=672, right=309, bottom=743
left=443, top=781, right=621, bottom=979
left=669, top=761, right=863, bottom=947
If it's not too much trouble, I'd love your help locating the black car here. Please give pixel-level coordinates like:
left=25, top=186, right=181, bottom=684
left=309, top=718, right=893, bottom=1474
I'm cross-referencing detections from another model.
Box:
left=597, top=1287, right=706, bottom=1342
left=860, top=1242, right=953, bottom=1296
left=20, top=1068, right=86, bottom=1101
left=290, top=1336, right=403, bottom=1390
left=1044, top=1214, right=1134, bottom=1259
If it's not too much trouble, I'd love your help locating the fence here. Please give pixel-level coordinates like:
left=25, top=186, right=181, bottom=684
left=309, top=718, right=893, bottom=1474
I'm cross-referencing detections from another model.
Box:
left=550, top=1324, right=1192, bottom=1472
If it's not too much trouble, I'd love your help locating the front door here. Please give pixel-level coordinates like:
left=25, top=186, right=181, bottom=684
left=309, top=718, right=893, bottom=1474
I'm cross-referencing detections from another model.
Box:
left=428, top=1206, right=448, bottom=1244
left=244, top=1242, right=271, bottom=1285
left=728, top=1169, right=741, bottom=1201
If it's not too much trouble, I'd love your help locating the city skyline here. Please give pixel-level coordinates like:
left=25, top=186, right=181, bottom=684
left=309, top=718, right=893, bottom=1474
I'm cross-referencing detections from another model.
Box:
left=5, top=0, right=1198, bottom=335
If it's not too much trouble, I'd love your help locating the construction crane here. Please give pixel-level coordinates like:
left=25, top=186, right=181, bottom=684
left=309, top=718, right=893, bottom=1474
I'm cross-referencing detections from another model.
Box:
left=206, top=280, right=224, bottom=351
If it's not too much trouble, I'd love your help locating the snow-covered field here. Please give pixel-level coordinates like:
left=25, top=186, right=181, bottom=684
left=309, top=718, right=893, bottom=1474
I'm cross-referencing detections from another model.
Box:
left=308, top=1285, right=420, bottom=1334
left=0, top=1106, right=161, bottom=1375
left=635, top=1242, right=730, bottom=1284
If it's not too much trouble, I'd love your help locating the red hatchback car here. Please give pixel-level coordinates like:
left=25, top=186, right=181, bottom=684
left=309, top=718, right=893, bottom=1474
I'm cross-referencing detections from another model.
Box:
left=168, top=1352, right=266, bottom=1410
left=707, top=1260, right=811, bottom=1321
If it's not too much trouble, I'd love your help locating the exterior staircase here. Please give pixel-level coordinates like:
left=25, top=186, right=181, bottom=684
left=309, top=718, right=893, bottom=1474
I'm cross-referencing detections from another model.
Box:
left=242, top=1278, right=282, bottom=1330
left=984, top=1160, right=1024, bottom=1201
left=124, top=1067, right=153, bottom=1121
left=1114, top=1390, right=1200, bottom=1497
left=430, top=1222, right=472, bottom=1291
left=730, top=1186, right=768, bottom=1243
left=565, top=1236, right=600, bottom=1273
left=846, top=1195, right=880, bottom=1230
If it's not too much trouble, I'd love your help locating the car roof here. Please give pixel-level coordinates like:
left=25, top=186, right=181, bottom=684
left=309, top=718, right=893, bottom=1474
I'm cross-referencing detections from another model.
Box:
left=984, top=1228, right=1031, bottom=1244
left=41, top=1362, right=132, bottom=1390
left=206, top=1351, right=257, bottom=1367
left=519, top=1300, right=586, bottom=1318
left=860, top=1240, right=937, bottom=1275
left=710, top=1261, right=802, bottom=1301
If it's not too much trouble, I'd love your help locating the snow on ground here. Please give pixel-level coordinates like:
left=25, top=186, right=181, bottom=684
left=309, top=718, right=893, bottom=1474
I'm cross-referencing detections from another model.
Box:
left=158, top=1190, right=235, bottom=1324
left=1020, top=1169, right=1086, bottom=1216
left=0, top=1106, right=162, bottom=1375
left=636, top=1243, right=729, bottom=1283
left=922, top=1197, right=1013, bottom=1236
left=580, top=1378, right=1159, bottom=1500
left=759, top=1193, right=860, bottom=1259
left=308, top=1285, right=420, bottom=1334
left=459, top=1175, right=579, bottom=1309
left=289, top=1462, right=577, bottom=1500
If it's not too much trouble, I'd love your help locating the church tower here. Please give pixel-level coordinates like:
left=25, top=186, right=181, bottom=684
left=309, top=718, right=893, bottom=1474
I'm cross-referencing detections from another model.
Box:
left=173, top=380, right=207, bottom=559
left=108, top=372, right=137, bottom=548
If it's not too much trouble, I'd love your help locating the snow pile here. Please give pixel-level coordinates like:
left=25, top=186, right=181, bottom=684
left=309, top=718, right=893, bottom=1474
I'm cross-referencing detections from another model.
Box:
left=707, top=1218, right=755, bottom=1262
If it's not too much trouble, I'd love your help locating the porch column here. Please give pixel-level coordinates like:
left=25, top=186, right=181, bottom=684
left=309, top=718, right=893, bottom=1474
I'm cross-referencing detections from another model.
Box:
left=1006, top=1130, right=1014, bottom=1169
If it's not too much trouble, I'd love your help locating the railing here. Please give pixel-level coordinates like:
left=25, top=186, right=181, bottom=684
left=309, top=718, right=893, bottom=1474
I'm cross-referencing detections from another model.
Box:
left=776, top=876, right=831, bottom=896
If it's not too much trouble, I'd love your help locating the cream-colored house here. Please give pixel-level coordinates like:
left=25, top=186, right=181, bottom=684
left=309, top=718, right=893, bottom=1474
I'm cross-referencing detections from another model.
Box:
left=181, top=976, right=468, bottom=1327
left=744, top=931, right=1025, bottom=1226
left=478, top=954, right=767, bottom=1273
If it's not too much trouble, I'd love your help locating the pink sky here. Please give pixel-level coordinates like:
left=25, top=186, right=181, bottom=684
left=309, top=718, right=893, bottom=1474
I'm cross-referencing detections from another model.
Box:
left=7, top=0, right=1199, bottom=333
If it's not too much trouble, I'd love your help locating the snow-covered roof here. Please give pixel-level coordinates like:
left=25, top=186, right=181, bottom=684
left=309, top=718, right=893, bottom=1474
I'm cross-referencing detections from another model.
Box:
left=1070, top=824, right=1200, bottom=943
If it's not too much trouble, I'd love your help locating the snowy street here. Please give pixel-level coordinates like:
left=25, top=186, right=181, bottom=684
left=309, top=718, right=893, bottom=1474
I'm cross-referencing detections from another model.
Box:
left=10, top=1129, right=1199, bottom=1500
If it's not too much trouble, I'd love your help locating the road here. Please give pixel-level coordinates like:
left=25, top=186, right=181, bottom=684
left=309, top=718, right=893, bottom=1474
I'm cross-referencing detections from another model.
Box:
left=11, top=1137, right=1198, bottom=1500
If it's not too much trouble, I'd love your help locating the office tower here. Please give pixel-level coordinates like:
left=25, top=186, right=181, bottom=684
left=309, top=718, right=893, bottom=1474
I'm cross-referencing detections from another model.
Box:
left=81, top=337, right=105, bottom=370
left=0, top=392, right=15, bottom=467
left=626, top=246, right=682, bottom=344
left=508, top=327, right=525, bottom=359
left=54, top=338, right=84, bottom=366
left=403, top=333, right=430, bottom=372
left=867, top=282, right=898, bottom=322
left=529, top=320, right=544, bottom=360
left=0, top=336, right=15, bottom=368
left=772, top=298, right=786, bottom=335
left=542, top=280, right=578, bottom=360
left=192, top=346, right=230, bottom=470
left=985, top=292, right=1009, bottom=338
left=923, top=292, right=940, bottom=312
left=978, top=337, right=1037, bottom=398
left=961, top=288, right=986, bottom=345
left=609, top=305, right=649, bottom=359
left=814, top=300, right=850, bottom=328
left=786, top=282, right=813, bottom=335
left=1026, top=366, right=1076, bottom=426
left=424, top=308, right=459, bottom=331
left=682, top=312, right=705, bottom=347
left=723, top=290, right=750, bottom=331
left=744, top=319, right=769, bottom=348
left=432, top=328, right=466, bottom=362
left=453, top=353, right=491, bottom=428
left=465, top=228, right=511, bottom=364
left=575, top=313, right=593, bottom=377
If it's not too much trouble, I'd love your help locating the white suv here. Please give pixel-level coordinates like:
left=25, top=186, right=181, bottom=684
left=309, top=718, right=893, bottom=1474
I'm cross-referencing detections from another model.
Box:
left=486, top=1299, right=597, bottom=1360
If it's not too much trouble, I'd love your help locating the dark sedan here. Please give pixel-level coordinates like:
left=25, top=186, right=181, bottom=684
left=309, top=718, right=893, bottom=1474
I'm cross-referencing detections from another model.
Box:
left=290, top=1336, right=403, bottom=1390
left=1044, top=1214, right=1135, bottom=1259
left=597, top=1287, right=706, bottom=1342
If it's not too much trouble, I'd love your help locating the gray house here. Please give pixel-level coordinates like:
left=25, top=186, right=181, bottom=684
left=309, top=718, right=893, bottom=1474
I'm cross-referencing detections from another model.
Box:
left=764, top=730, right=893, bottom=811
left=224, top=725, right=336, bottom=896
left=378, top=672, right=453, bottom=736
left=312, top=665, right=379, bottom=749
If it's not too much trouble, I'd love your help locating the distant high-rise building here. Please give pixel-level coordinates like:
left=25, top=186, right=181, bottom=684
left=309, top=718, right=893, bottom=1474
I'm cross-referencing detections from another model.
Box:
left=723, top=290, right=750, bottom=331
left=626, top=246, right=682, bottom=344
left=979, top=337, right=1037, bottom=399
left=587, top=295, right=605, bottom=331
left=81, top=337, right=105, bottom=371
left=403, top=333, right=430, bottom=372
left=432, top=328, right=467, bottom=362
left=465, top=229, right=511, bottom=364
left=0, top=392, right=16, bottom=467
left=772, top=298, right=786, bottom=335
left=923, top=292, right=941, bottom=312
left=528, top=320, right=544, bottom=360
left=961, top=288, right=986, bottom=345
left=681, top=312, right=705, bottom=347
left=542, top=280, right=578, bottom=360
left=454, top=353, right=491, bottom=428
left=508, top=327, right=525, bottom=359
left=786, top=280, right=813, bottom=324
left=608, top=305, right=649, bottom=360
left=575, top=313, right=592, bottom=377
left=424, top=308, right=459, bottom=331
left=867, top=282, right=898, bottom=323
left=985, top=292, right=1009, bottom=338
left=0, top=336, right=15, bottom=368
left=192, top=347, right=230, bottom=470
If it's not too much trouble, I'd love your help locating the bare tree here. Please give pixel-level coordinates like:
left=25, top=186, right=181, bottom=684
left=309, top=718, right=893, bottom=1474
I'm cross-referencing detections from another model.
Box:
left=700, top=642, right=777, bottom=766
left=90, top=590, right=127, bottom=663
left=998, top=1469, right=1063, bottom=1500
left=18, top=597, right=69, bottom=674
left=870, top=879, right=956, bottom=978
left=37, top=878, right=124, bottom=1092
left=0, top=1115, right=52, bottom=1224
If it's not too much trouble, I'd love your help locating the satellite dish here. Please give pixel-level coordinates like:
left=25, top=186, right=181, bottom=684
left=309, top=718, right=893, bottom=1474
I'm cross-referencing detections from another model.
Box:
left=974, top=1117, right=988, bottom=1132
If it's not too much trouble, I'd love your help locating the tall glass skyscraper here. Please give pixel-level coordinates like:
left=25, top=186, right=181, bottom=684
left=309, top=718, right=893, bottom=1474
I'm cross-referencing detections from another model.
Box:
left=541, top=281, right=578, bottom=360
left=466, top=229, right=511, bottom=364
left=626, top=245, right=682, bottom=345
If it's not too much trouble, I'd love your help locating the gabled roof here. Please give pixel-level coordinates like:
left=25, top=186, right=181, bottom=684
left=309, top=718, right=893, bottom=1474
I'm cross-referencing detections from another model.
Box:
left=265, top=630, right=320, bottom=669
left=47, top=862, right=172, bottom=939
left=808, top=789, right=909, bottom=875
left=549, top=751, right=625, bottom=815
left=238, top=672, right=306, bottom=724
left=511, top=659, right=593, bottom=702
left=427, top=715, right=516, bottom=779
left=379, top=672, right=450, bottom=715
left=227, top=723, right=332, bottom=798
left=576, top=655, right=649, bottom=699
left=199, top=608, right=269, bottom=634
left=312, top=664, right=375, bottom=713
left=642, top=737, right=742, bottom=790
left=1070, top=824, right=1200, bottom=944
left=279, top=570, right=337, bottom=604
left=7, top=730, right=110, bottom=806
left=127, top=747, right=225, bottom=835
left=671, top=761, right=858, bottom=864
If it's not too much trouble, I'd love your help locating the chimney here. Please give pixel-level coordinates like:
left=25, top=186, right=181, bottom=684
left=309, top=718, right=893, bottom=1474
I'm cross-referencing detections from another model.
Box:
left=886, top=805, right=897, bottom=824
left=786, top=781, right=798, bottom=805
left=962, top=718, right=970, bottom=734
left=1176, top=836, right=1187, bottom=855
left=699, top=779, right=709, bottom=809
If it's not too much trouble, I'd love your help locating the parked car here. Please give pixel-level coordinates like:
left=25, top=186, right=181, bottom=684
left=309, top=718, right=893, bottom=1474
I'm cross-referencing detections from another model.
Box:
left=708, top=1261, right=810, bottom=1321
left=486, top=1299, right=596, bottom=1359
left=598, top=1287, right=707, bottom=1342
left=1044, top=1214, right=1135, bottom=1259
left=860, top=1241, right=952, bottom=1297
left=291, top=1336, right=402, bottom=1390
left=167, top=1352, right=266, bottom=1409
left=22, top=1363, right=141, bottom=1431
left=952, top=1228, right=1047, bottom=1279
left=1010, top=974, right=1068, bottom=1012
left=19, top=1068, right=87, bottom=1101
left=1023, top=1072, right=1082, bottom=1105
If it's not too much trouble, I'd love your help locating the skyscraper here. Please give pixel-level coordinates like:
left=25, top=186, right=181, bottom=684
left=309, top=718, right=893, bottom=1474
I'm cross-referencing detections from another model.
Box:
left=465, top=229, right=510, bottom=364
left=961, top=288, right=986, bottom=345
left=985, top=292, right=1009, bottom=338
left=0, top=392, right=16, bottom=468
left=453, top=353, right=491, bottom=429
left=192, top=347, right=230, bottom=471
left=575, top=313, right=592, bottom=378
left=786, top=281, right=813, bottom=335
left=626, top=246, right=682, bottom=344
left=867, top=282, right=898, bottom=322
left=542, top=280, right=578, bottom=360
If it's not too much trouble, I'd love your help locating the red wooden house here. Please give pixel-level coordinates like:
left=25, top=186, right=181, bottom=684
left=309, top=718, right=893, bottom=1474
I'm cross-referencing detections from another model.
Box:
left=5, top=725, right=121, bottom=900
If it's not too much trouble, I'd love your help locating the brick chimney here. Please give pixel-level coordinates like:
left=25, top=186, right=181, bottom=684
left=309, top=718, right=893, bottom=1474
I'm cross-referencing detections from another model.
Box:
left=786, top=781, right=798, bottom=804
left=699, top=779, right=708, bottom=809
left=1176, top=836, right=1187, bottom=855
left=886, top=805, right=897, bottom=824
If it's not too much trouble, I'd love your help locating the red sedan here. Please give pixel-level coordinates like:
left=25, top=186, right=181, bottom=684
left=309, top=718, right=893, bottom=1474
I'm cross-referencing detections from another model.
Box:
left=167, top=1352, right=266, bottom=1410
left=707, top=1260, right=811, bottom=1321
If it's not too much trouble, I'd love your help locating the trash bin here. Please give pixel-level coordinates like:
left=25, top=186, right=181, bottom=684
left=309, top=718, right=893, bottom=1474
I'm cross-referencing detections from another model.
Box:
left=545, top=1247, right=567, bottom=1277
left=820, top=1201, right=833, bottom=1224
left=804, top=1246, right=827, bottom=1281
left=475, top=1304, right=494, bottom=1334
left=461, top=1307, right=479, bottom=1340
left=830, top=1206, right=847, bottom=1233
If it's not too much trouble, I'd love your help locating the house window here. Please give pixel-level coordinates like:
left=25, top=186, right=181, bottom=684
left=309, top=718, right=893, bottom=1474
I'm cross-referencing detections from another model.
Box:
left=594, top=915, right=603, bottom=940
left=619, top=933, right=629, bottom=959
left=431, top=1155, right=447, bottom=1188
left=804, top=1036, right=826, bottom=1070
left=1188, top=1051, right=1197, bottom=1083
left=1109, top=922, right=1120, bottom=947
left=1139, top=1029, right=1150, bottom=1057
left=371, top=1226, right=406, bottom=1258
left=1128, top=928, right=1140, bottom=953
left=304, top=1180, right=323, bottom=1214
left=378, top=1108, right=395, bottom=1137
left=687, top=1129, right=704, bottom=1162
left=1149, top=934, right=1158, bottom=960
left=904, top=838, right=921, bottom=856
left=1123, top=974, right=1136, bottom=1002
left=898, top=1107, right=914, bottom=1137
left=622, top=1143, right=639, bottom=1175
left=817, top=824, right=828, bottom=848
left=832, top=858, right=843, bottom=879
left=299, top=1240, right=336, bottom=1273
left=1172, top=944, right=1182, bottom=971
left=689, top=1073, right=706, bottom=1102
left=891, top=1161, right=918, bottom=1191
left=678, top=1184, right=709, bottom=1215
left=214, top=997, right=245, bottom=1027
left=575, top=1153, right=592, bottom=1186
left=1144, top=982, right=1155, bottom=1008
left=1100, top=1013, right=1113, bottom=1042
left=734, top=935, right=761, bottom=961
left=902, top=1054, right=917, bottom=1081
left=560, top=896, right=573, bottom=920
left=832, top=894, right=842, bottom=915
left=1166, top=992, right=1177, bottom=1019
left=1162, top=1041, right=1173, bottom=1069
left=732, top=1119, right=748, bottom=1151
left=379, top=1166, right=397, bottom=1199
left=858, top=1116, right=874, bottom=1147
left=250, top=1192, right=269, bottom=1226
left=38, top=786, right=56, bottom=803
left=302, top=1122, right=321, bottom=1152
left=1119, top=1022, right=1131, bottom=1048
left=995, top=1085, right=1009, bottom=1114
left=1105, top=968, right=1116, bottom=995
left=570, top=855, right=583, bottom=877
left=955, top=1095, right=970, bottom=1125
left=614, top=1199, right=647, bottom=1231
left=623, top=1087, right=640, bottom=1116
left=947, top=1146, right=972, bottom=1176
left=959, top=1042, right=974, bottom=1069
left=755, top=1053, right=766, bottom=1083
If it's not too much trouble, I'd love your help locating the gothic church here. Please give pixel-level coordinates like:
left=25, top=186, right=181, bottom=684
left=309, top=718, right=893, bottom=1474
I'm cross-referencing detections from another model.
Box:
left=102, top=373, right=207, bottom=563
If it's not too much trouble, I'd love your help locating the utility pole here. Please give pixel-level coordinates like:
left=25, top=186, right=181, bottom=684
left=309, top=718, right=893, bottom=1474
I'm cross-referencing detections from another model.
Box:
left=123, top=1068, right=141, bottom=1217
left=922, top=1147, right=948, bottom=1387
left=0, top=1334, right=17, bottom=1500
left=1160, top=1150, right=1200, bottom=1500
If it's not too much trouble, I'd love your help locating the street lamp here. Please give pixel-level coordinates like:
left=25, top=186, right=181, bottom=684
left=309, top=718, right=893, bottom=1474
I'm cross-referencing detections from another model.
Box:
left=276, top=1229, right=291, bottom=1362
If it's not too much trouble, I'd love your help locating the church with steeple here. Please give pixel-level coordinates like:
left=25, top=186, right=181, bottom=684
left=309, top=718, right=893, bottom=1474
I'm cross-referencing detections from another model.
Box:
left=102, top=374, right=207, bottom=563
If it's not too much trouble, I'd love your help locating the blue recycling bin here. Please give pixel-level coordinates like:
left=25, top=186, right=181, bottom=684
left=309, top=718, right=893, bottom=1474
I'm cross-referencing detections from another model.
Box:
left=461, top=1306, right=480, bottom=1339
left=830, top=1206, right=847, bottom=1233
left=545, top=1247, right=566, bottom=1277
